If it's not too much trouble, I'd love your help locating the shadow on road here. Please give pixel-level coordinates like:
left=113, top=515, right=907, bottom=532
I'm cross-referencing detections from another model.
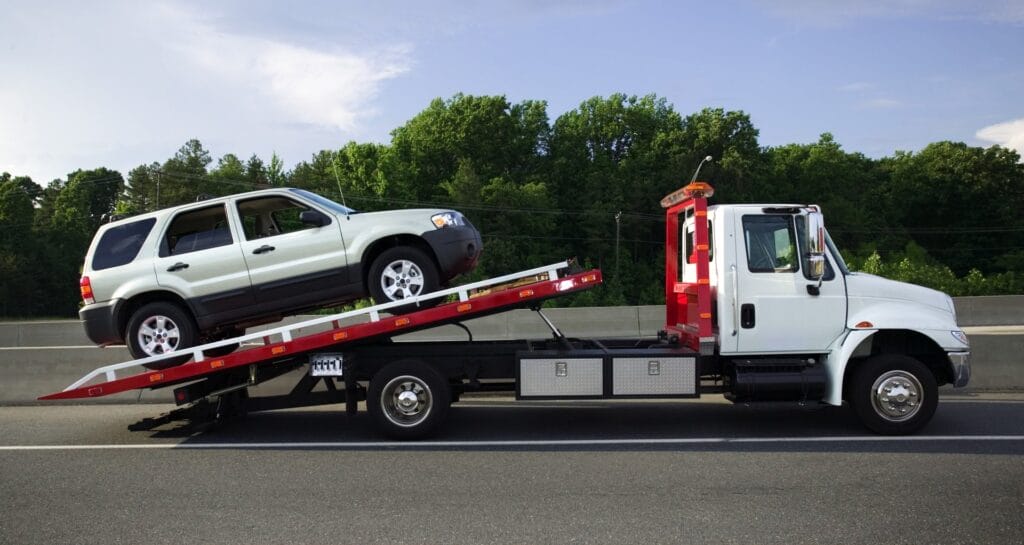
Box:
left=127, top=398, right=1024, bottom=455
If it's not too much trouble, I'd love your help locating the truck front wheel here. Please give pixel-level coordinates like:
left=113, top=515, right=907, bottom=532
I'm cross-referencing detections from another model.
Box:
left=367, top=359, right=451, bottom=439
left=850, top=355, right=938, bottom=435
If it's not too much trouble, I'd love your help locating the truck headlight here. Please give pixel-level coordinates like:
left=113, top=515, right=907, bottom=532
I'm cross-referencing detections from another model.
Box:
left=951, top=330, right=969, bottom=346
left=431, top=212, right=464, bottom=229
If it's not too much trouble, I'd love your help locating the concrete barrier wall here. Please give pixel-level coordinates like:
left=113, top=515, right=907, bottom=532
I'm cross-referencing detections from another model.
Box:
left=1, top=297, right=1021, bottom=404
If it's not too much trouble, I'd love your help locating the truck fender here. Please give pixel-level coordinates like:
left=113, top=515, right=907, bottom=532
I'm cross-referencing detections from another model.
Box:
left=824, top=329, right=875, bottom=406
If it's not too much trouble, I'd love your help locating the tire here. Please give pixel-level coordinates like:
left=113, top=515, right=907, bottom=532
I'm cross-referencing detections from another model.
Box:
left=367, top=359, right=451, bottom=440
left=367, top=246, right=441, bottom=313
left=125, top=302, right=198, bottom=369
left=849, top=354, right=938, bottom=435
left=203, top=328, right=243, bottom=358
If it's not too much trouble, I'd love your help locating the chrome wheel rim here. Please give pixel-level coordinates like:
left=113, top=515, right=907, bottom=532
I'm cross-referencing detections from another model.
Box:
left=137, top=315, right=181, bottom=356
left=380, top=259, right=424, bottom=300
left=381, top=375, right=432, bottom=428
left=870, top=370, right=923, bottom=422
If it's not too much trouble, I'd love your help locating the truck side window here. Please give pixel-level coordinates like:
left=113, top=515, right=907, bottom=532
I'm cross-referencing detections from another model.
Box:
left=681, top=221, right=713, bottom=270
left=237, top=196, right=326, bottom=240
left=743, top=215, right=798, bottom=273
left=161, top=205, right=234, bottom=257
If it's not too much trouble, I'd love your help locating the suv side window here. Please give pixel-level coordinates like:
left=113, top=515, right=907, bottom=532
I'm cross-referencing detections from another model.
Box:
left=161, top=205, right=233, bottom=257
left=236, top=196, right=326, bottom=240
left=92, top=218, right=157, bottom=270
left=743, top=215, right=798, bottom=273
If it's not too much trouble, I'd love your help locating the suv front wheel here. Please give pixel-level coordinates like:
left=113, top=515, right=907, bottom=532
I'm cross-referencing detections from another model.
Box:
left=368, top=246, right=441, bottom=313
left=125, top=301, right=198, bottom=369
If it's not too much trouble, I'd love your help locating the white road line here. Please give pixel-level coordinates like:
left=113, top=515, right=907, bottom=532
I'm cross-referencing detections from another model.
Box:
left=1, top=435, right=1022, bottom=451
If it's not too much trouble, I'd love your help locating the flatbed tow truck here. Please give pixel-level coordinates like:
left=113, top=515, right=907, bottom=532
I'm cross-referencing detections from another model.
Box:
left=42, top=182, right=971, bottom=438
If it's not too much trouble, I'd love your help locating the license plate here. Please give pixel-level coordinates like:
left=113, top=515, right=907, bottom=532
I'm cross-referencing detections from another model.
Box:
left=310, top=353, right=344, bottom=376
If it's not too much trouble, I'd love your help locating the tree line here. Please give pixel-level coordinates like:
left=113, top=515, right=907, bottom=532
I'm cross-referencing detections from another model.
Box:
left=1, top=93, right=1022, bottom=317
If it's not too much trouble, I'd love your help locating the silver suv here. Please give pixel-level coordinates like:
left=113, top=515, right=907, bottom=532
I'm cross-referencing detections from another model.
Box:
left=79, top=188, right=481, bottom=362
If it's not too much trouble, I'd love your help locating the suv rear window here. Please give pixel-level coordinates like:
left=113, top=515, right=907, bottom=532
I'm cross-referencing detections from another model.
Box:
left=91, top=218, right=157, bottom=271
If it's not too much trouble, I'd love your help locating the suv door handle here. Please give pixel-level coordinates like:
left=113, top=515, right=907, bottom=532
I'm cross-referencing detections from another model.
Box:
left=253, top=245, right=276, bottom=255
left=167, top=262, right=189, bottom=272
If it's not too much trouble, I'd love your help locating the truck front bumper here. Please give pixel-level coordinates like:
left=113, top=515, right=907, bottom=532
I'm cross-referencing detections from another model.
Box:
left=947, top=351, right=971, bottom=388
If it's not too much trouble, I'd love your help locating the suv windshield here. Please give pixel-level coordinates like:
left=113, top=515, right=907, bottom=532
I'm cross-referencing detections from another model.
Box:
left=290, top=189, right=356, bottom=215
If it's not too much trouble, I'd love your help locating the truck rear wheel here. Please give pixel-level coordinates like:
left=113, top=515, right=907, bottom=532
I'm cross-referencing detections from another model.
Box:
left=850, top=355, right=937, bottom=435
left=367, top=359, right=450, bottom=439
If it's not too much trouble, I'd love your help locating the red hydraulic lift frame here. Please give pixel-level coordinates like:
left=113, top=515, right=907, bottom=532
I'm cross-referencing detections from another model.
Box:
left=663, top=185, right=714, bottom=355
left=41, top=265, right=602, bottom=401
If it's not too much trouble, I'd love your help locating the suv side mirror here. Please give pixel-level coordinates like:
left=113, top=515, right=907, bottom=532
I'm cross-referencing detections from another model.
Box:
left=805, top=210, right=826, bottom=281
left=300, top=210, right=328, bottom=227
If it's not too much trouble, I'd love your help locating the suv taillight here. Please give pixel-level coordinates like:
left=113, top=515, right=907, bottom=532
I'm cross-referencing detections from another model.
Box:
left=80, top=276, right=95, bottom=305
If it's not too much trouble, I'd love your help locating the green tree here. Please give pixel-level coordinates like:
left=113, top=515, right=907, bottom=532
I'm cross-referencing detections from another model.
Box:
left=155, top=139, right=214, bottom=206
left=763, top=134, right=894, bottom=253
left=883, top=142, right=1024, bottom=274
left=677, top=107, right=763, bottom=201
left=0, top=176, right=40, bottom=316
left=548, top=94, right=689, bottom=302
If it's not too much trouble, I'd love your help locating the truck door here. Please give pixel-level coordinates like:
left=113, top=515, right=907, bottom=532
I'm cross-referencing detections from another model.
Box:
left=732, top=212, right=846, bottom=354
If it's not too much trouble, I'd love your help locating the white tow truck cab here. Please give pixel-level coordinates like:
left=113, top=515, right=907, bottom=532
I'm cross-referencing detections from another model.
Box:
left=45, top=182, right=971, bottom=438
left=666, top=182, right=970, bottom=433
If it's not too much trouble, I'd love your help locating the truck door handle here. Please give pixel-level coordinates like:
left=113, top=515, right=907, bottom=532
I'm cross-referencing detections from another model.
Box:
left=166, top=262, right=189, bottom=272
left=740, top=304, right=755, bottom=329
left=253, top=245, right=276, bottom=255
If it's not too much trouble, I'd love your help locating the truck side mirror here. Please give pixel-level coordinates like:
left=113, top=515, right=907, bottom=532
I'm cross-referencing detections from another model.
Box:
left=806, top=211, right=826, bottom=281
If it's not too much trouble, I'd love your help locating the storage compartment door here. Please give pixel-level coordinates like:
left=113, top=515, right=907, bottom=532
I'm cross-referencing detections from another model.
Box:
left=612, top=357, right=697, bottom=396
left=518, top=358, right=603, bottom=398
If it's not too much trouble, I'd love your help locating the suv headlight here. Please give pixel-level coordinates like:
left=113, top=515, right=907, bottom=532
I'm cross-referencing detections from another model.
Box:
left=431, top=212, right=464, bottom=229
left=951, top=330, right=969, bottom=346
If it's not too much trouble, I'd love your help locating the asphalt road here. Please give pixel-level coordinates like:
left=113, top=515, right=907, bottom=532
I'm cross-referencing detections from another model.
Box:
left=2, top=395, right=1022, bottom=545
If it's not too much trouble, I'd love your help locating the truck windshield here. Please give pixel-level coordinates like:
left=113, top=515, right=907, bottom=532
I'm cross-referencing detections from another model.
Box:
left=290, top=189, right=357, bottom=215
left=825, top=231, right=850, bottom=275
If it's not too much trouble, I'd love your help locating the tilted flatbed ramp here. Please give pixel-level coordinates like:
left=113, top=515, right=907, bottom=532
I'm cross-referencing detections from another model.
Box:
left=41, top=262, right=601, bottom=400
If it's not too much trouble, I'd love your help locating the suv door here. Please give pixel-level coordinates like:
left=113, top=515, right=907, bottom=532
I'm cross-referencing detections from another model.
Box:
left=233, top=194, right=351, bottom=312
left=154, top=204, right=255, bottom=325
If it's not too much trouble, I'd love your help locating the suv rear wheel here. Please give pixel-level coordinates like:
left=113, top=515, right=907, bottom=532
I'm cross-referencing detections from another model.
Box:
left=126, top=301, right=198, bottom=369
left=368, top=246, right=441, bottom=313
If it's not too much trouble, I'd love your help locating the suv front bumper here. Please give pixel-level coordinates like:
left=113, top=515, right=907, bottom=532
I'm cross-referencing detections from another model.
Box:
left=422, top=225, right=483, bottom=280
left=80, top=300, right=124, bottom=346
left=947, top=351, right=971, bottom=388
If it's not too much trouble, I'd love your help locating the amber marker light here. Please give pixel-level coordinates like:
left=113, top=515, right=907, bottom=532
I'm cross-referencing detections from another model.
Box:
left=660, top=182, right=715, bottom=208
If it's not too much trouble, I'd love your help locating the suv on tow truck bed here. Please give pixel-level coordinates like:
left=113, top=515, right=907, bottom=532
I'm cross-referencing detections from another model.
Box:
left=78, top=188, right=481, bottom=363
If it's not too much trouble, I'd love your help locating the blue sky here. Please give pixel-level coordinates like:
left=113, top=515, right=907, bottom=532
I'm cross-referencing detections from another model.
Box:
left=2, top=0, right=1022, bottom=185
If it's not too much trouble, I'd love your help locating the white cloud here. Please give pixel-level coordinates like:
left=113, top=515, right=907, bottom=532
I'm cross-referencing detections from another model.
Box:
left=0, top=1, right=412, bottom=185
left=838, top=82, right=874, bottom=92
left=976, top=118, right=1024, bottom=155
left=162, top=4, right=409, bottom=132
